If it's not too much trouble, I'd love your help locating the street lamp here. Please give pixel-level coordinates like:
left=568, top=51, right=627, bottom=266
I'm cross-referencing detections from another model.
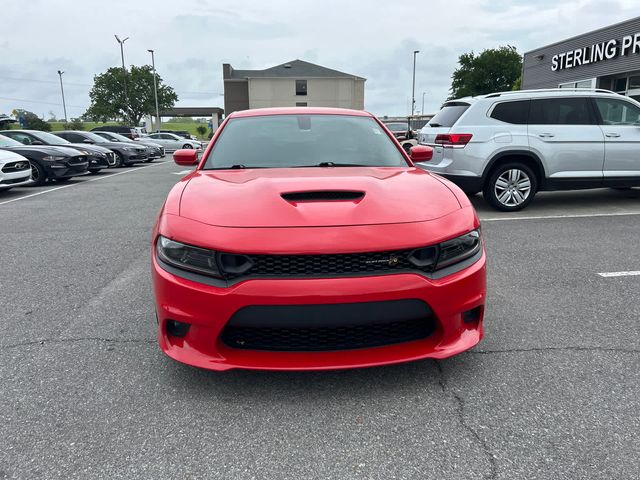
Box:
left=114, top=35, right=129, bottom=99
left=422, top=91, right=426, bottom=115
left=148, top=49, right=161, bottom=132
left=411, top=50, right=420, bottom=117
left=57, top=70, right=67, bottom=123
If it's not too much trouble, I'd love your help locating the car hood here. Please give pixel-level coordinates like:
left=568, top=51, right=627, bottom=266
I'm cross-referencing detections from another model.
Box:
left=5, top=145, right=79, bottom=156
left=96, top=141, right=145, bottom=150
left=178, top=167, right=461, bottom=228
left=67, top=143, right=113, bottom=154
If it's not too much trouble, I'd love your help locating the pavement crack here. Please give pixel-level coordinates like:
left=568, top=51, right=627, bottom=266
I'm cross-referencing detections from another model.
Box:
left=434, top=359, right=498, bottom=480
left=1, top=337, right=155, bottom=350
left=469, top=346, right=640, bottom=355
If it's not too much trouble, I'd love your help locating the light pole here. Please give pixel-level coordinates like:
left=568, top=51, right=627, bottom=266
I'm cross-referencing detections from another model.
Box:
left=114, top=35, right=129, bottom=101
left=411, top=50, right=420, bottom=117
left=422, top=91, right=426, bottom=115
left=148, top=49, right=161, bottom=132
left=57, top=70, right=67, bottom=123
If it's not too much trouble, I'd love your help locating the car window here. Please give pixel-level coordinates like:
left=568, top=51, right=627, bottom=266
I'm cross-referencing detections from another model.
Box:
left=31, top=131, right=71, bottom=145
left=529, top=97, right=595, bottom=125
left=203, top=114, right=408, bottom=169
left=65, top=133, right=86, bottom=143
left=428, top=102, right=471, bottom=127
left=0, top=134, right=23, bottom=147
left=4, top=132, right=33, bottom=144
left=384, top=123, right=409, bottom=130
left=490, top=100, right=530, bottom=124
left=594, top=98, right=640, bottom=126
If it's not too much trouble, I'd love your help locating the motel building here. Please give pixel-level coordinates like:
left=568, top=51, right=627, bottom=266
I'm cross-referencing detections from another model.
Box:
left=522, top=16, right=640, bottom=102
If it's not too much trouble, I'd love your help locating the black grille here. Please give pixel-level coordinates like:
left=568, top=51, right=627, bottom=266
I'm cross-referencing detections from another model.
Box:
left=220, top=247, right=436, bottom=280
left=282, top=190, right=364, bottom=202
left=221, top=300, right=436, bottom=351
left=68, top=156, right=86, bottom=165
left=1, top=161, right=30, bottom=173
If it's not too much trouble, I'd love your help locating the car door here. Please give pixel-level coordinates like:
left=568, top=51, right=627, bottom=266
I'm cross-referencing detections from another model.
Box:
left=149, top=134, right=168, bottom=147
left=528, top=97, right=604, bottom=187
left=592, top=96, right=640, bottom=185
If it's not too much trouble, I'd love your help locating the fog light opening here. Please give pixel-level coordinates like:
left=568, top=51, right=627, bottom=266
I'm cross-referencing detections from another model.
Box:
left=462, top=306, right=482, bottom=325
left=166, top=319, right=191, bottom=338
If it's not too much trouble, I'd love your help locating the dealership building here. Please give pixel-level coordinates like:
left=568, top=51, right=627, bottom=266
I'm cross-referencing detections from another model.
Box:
left=522, top=16, right=640, bottom=101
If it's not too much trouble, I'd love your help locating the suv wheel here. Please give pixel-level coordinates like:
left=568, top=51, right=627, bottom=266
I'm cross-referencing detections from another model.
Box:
left=484, top=163, right=537, bottom=211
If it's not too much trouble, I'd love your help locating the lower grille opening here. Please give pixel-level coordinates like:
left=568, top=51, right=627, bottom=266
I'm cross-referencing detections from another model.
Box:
left=220, top=300, right=437, bottom=352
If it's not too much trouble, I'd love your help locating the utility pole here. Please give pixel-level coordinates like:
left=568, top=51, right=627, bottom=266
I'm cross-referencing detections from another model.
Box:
left=114, top=35, right=130, bottom=107
left=411, top=50, right=420, bottom=117
left=422, top=91, right=426, bottom=115
left=57, top=70, right=67, bottom=123
left=148, top=49, right=161, bottom=132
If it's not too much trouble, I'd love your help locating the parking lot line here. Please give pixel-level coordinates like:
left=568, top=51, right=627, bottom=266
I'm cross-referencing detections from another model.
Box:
left=597, top=271, right=640, bottom=278
left=481, top=211, right=640, bottom=222
left=0, top=160, right=173, bottom=207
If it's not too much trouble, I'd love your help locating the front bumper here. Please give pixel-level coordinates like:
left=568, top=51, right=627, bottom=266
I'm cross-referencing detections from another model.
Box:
left=87, top=154, right=111, bottom=169
left=152, top=252, right=486, bottom=371
left=121, top=151, right=149, bottom=164
left=45, top=158, right=89, bottom=178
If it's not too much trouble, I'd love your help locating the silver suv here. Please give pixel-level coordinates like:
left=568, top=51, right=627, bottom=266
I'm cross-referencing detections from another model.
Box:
left=417, top=88, right=640, bottom=211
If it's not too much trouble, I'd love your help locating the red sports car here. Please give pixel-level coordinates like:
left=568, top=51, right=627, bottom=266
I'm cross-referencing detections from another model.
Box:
left=152, top=107, right=486, bottom=371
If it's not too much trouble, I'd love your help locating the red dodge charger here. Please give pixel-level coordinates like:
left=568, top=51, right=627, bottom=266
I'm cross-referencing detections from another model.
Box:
left=152, top=107, right=486, bottom=371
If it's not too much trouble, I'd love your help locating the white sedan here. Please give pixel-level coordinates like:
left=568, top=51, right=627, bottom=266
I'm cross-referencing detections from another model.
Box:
left=145, top=133, right=202, bottom=152
left=0, top=149, right=32, bottom=191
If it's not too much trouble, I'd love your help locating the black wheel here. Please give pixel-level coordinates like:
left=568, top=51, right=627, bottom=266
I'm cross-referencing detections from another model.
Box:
left=53, top=177, right=71, bottom=183
left=89, top=169, right=102, bottom=175
left=144, top=158, right=153, bottom=163
left=483, top=162, right=538, bottom=212
left=115, top=152, right=126, bottom=168
left=182, top=143, right=193, bottom=149
left=30, top=162, right=47, bottom=186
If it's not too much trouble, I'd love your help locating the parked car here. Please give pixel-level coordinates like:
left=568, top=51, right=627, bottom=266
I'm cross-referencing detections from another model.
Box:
left=93, top=131, right=164, bottom=161
left=417, top=88, right=640, bottom=211
left=147, top=132, right=202, bottom=151
left=160, top=130, right=197, bottom=140
left=90, top=125, right=139, bottom=140
left=152, top=107, right=486, bottom=371
left=0, top=134, right=89, bottom=185
left=54, top=131, right=148, bottom=167
left=0, top=149, right=32, bottom=191
left=382, top=120, right=417, bottom=153
left=0, top=129, right=116, bottom=173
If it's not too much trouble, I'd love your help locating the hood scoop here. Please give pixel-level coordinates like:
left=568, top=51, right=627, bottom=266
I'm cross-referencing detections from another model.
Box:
left=281, top=190, right=365, bottom=203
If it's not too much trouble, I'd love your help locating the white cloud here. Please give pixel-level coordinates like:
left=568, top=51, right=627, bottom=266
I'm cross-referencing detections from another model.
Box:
left=1, top=0, right=638, bottom=118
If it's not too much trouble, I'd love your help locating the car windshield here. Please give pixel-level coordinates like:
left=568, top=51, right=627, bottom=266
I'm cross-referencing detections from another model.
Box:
left=31, top=131, right=71, bottom=145
left=0, top=134, right=23, bottom=147
left=203, top=114, right=408, bottom=170
left=385, top=122, right=408, bottom=130
left=82, top=132, right=111, bottom=143
left=100, top=132, right=130, bottom=142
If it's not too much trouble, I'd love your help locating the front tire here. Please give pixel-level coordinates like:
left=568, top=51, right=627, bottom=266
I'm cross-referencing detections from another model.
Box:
left=115, top=152, right=126, bottom=168
left=53, top=177, right=71, bottom=183
left=484, top=163, right=537, bottom=212
left=182, top=143, right=193, bottom=149
left=89, top=169, right=102, bottom=175
left=30, top=162, right=47, bottom=186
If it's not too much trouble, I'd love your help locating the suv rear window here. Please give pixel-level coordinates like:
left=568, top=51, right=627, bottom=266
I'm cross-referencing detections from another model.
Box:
left=529, top=98, right=595, bottom=125
left=428, top=102, right=470, bottom=127
left=490, top=100, right=530, bottom=124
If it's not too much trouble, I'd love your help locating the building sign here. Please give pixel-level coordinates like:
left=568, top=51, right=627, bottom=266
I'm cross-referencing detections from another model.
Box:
left=551, top=33, right=640, bottom=71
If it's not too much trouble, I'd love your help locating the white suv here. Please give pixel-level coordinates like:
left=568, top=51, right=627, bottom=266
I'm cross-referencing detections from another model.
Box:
left=417, top=88, right=640, bottom=211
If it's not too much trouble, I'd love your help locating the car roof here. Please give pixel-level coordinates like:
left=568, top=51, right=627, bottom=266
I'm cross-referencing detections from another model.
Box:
left=229, top=107, right=372, bottom=119
left=446, top=88, right=620, bottom=105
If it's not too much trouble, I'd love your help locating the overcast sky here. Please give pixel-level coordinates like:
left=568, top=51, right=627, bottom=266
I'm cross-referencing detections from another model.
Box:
left=1, top=0, right=638, bottom=119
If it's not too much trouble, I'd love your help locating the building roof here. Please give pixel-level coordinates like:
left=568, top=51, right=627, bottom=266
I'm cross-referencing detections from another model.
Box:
left=226, top=60, right=365, bottom=80
left=229, top=106, right=371, bottom=118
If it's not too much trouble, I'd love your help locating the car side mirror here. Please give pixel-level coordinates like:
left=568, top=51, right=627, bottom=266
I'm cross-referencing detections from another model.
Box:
left=31, top=140, right=44, bottom=145
left=173, top=149, right=199, bottom=166
left=83, top=139, right=94, bottom=144
left=409, top=145, right=433, bottom=162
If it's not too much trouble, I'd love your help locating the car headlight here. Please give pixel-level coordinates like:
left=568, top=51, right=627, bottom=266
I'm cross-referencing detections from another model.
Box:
left=42, top=155, right=66, bottom=161
left=409, top=229, right=482, bottom=271
left=156, top=236, right=222, bottom=278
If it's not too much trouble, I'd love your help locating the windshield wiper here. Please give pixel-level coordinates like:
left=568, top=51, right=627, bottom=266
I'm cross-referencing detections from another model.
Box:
left=229, top=164, right=246, bottom=169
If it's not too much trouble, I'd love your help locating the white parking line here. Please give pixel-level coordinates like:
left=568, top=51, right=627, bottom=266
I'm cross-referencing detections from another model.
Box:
left=597, top=271, right=640, bottom=278
left=0, top=160, right=173, bottom=207
left=481, top=211, right=640, bottom=222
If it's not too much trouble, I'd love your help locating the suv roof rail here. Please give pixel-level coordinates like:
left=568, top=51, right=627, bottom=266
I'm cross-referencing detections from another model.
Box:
left=484, top=88, right=616, bottom=98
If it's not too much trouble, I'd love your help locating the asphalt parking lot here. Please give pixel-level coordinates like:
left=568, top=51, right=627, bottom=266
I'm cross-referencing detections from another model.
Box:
left=1, top=161, right=639, bottom=480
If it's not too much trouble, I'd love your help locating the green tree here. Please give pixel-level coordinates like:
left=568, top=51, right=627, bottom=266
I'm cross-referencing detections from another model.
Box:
left=63, top=118, right=85, bottom=130
left=12, top=109, right=51, bottom=131
left=84, top=65, right=178, bottom=126
left=449, top=46, right=522, bottom=99
left=512, top=74, right=522, bottom=91
left=196, top=125, right=207, bottom=138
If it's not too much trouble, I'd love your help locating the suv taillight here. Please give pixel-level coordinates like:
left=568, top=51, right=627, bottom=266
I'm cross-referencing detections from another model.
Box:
left=434, top=133, right=473, bottom=147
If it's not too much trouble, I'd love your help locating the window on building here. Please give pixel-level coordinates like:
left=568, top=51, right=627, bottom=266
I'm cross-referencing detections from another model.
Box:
left=529, top=98, right=595, bottom=125
left=594, top=98, right=640, bottom=125
left=295, top=102, right=307, bottom=107
left=295, top=80, right=307, bottom=96
left=614, top=78, right=628, bottom=93
left=490, top=100, right=530, bottom=124
left=629, top=76, right=640, bottom=89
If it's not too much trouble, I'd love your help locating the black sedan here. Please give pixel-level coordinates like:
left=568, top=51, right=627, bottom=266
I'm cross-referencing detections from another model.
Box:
left=53, top=131, right=148, bottom=167
left=92, top=131, right=164, bottom=161
left=0, top=134, right=89, bottom=185
left=0, top=129, right=116, bottom=173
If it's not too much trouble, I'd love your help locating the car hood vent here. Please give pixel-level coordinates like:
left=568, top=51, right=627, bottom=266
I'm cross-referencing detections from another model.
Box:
left=281, top=190, right=365, bottom=202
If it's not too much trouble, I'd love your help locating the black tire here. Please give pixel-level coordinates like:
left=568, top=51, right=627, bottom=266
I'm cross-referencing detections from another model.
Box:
left=115, top=152, right=126, bottom=168
left=144, top=158, right=153, bottom=163
left=89, top=169, right=102, bottom=175
left=53, top=177, right=71, bottom=183
left=182, top=143, right=193, bottom=149
left=483, top=162, right=538, bottom=212
left=30, top=161, right=47, bottom=186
